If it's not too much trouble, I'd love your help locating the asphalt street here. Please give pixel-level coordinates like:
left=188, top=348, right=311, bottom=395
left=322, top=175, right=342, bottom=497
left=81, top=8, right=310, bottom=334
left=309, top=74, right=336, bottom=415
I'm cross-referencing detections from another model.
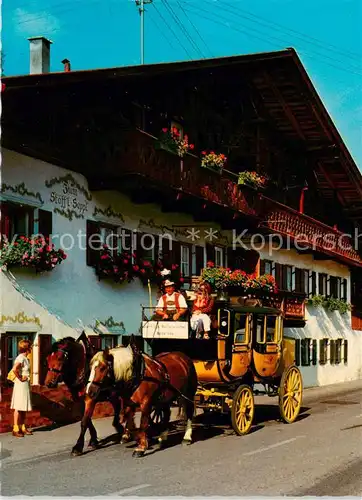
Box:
left=1, top=379, right=362, bottom=497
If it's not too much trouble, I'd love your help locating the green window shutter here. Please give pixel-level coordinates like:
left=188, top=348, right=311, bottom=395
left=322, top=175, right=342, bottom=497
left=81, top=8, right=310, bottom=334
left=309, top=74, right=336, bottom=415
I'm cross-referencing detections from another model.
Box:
left=319, top=339, right=326, bottom=365
left=312, top=339, right=317, bottom=365
left=330, top=339, right=335, bottom=364
left=343, top=339, right=348, bottom=363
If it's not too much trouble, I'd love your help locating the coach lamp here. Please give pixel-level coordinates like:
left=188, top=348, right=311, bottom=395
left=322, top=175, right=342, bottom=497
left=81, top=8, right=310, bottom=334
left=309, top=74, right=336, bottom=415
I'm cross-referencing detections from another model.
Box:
left=217, top=308, right=231, bottom=337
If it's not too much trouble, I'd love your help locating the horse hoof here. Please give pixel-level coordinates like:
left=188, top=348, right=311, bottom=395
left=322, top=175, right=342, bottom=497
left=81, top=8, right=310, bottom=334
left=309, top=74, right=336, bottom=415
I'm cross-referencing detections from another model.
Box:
left=88, top=441, right=99, bottom=449
left=71, top=448, right=83, bottom=457
left=132, top=450, right=145, bottom=458
left=121, top=435, right=131, bottom=444
left=182, top=439, right=192, bottom=446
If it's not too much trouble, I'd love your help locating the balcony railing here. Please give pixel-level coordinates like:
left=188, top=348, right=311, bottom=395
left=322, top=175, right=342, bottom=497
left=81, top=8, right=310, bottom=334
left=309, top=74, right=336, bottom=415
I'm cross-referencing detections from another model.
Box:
left=120, top=130, right=259, bottom=217
left=116, top=129, right=362, bottom=267
left=259, top=196, right=362, bottom=266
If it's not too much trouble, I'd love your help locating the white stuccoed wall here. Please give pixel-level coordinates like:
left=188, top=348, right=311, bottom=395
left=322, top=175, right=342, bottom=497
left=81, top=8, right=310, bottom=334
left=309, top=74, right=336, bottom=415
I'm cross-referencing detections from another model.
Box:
left=0, top=149, right=222, bottom=337
left=1, top=149, right=361, bottom=387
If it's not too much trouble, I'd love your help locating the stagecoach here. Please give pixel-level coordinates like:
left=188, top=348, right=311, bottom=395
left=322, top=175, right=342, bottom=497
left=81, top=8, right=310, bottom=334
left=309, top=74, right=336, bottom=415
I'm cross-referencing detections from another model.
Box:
left=141, top=296, right=302, bottom=436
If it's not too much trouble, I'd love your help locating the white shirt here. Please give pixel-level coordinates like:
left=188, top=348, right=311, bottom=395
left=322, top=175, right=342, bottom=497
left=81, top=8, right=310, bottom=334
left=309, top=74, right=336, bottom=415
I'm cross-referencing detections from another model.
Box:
left=156, top=292, right=187, bottom=311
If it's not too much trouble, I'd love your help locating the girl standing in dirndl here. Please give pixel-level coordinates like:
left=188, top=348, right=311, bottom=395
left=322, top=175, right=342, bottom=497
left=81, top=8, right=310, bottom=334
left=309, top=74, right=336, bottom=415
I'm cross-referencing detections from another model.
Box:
left=10, top=339, right=33, bottom=437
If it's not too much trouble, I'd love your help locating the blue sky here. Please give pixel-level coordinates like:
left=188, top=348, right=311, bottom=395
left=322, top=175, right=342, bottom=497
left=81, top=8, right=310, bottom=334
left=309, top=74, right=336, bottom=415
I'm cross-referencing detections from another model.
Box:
left=2, top=0, right=362, bottom=168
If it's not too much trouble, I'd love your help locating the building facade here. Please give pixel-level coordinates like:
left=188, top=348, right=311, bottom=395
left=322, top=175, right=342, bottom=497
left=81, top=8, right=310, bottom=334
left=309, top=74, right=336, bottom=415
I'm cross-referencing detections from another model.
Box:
left=1, top=41, right=362, bottom=423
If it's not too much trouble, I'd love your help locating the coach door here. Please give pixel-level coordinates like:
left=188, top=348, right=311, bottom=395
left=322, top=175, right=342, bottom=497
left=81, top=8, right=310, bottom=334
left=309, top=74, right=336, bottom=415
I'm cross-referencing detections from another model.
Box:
left=252, top=314, right=282, bottom=377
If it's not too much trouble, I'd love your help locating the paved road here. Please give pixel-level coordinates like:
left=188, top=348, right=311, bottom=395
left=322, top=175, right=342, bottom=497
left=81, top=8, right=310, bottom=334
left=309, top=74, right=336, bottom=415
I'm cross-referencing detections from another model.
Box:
left=1, top=380, right=362, bottom=496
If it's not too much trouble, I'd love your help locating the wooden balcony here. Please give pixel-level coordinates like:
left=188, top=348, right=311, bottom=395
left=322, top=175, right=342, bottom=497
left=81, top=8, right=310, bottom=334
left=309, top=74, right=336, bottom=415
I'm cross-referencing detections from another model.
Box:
left=112, top=129, right=362, bottom=268
left=118, top=130, right=259, bottom=217
left=259, top=196, right=362, bottom=267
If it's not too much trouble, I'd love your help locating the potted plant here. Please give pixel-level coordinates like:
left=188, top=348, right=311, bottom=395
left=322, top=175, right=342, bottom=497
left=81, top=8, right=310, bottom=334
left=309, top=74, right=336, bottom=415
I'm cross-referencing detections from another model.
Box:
left=201, top=151, right=227, bottom=174
left=156, top=127, right=194, bottom=157
left=238, top=171, right=267, bottom=190
left=0, top=236, right=67, bottom=273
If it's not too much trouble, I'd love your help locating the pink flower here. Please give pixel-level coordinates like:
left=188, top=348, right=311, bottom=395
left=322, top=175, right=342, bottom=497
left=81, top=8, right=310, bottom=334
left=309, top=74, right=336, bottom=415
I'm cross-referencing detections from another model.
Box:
left=162, top=128, right=168, bottom=133
left=143, top=260, right=151, bottom=267
left=100, top=255, right=108, bottom=260
left=140, top=269, right=146, bottom=274
left=207, top=261, right=215, bottom=268
left=123, top=259, right=129, bottom=264
left=46, top=245, right=51, bottom=252
left=133, top=265, right=139, bottom=271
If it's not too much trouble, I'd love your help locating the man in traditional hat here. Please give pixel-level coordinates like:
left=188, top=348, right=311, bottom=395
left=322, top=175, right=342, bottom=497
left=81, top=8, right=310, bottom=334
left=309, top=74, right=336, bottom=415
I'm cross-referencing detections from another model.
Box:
left=155, top=279, right=188, bottom=320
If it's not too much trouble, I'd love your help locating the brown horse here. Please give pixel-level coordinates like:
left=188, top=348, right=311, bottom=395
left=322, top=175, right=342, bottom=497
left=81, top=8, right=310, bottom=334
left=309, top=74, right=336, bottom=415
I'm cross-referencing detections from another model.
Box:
left=86, top=342, right=198, bottom=457
left=44, top=332, right=129, bottom=455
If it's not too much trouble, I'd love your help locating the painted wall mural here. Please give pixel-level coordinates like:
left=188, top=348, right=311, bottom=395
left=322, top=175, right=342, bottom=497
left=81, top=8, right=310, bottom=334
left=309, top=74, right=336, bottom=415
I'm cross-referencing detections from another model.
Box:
left=0, top=311, right=42, bottom=328
left=1, top=182, right=44, bottom=204
left=93, top=206, right=125, bottom=223
left=45, top=174, right=92, bottom=221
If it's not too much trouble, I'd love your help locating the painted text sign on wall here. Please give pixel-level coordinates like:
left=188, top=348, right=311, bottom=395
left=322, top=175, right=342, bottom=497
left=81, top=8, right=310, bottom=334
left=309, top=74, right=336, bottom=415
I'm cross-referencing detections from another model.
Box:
left=45, top=174, right=92, bottom=221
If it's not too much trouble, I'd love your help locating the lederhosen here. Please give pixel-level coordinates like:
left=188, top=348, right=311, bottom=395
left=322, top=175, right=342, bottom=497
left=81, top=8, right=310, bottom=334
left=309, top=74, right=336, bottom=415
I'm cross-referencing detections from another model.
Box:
left=162, top=293, right=181, bottom=316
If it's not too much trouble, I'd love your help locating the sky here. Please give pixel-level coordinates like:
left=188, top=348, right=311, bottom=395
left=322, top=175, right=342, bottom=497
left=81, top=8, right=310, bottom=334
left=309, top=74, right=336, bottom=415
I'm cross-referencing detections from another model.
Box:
left=2, top=0, right=362, bottom=168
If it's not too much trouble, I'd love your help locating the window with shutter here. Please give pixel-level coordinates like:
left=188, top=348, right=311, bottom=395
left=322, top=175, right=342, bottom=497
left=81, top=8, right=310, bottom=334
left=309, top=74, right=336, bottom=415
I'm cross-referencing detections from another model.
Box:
left=205, top=243, right=214, bottom=264
left=295, top=268, right=303, bottom=293
left=343, top=339, right=348, bottom=363
left=311, top=272, right=317, bottom=296
left=2, top=202, right=35, bottom=240
left=38, top=209, right=53, bottom=239
left=335, top=339, right=342, bottom=364
left=215, top=247, right=224, bottom=267
left=319, top=339, right=328, bottom=365
left=295, top=339, right=301, bottom=366
left=342, top=279, right=348, bottom=301
left=301, top=338, right=311, bottom=366
left=274, top=263, right=283, bottom=290
left=312, top=339, right=317, bottom=365
left=137, top=232, right=155, bottom=263
left=318, top=273, right=327, bottom=296
left=180, top=244, right=191, bottom=278
left=330, top=339, right=336, bottom=364
left=195, top=246, right=204, bottom=275
left=38, top=334, right=53, bottom=386
left=330, top=277, right=341, bottom=299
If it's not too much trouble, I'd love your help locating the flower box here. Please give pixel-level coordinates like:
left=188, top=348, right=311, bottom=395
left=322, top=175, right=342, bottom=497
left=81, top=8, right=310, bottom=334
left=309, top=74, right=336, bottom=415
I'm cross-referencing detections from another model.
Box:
left=157, top=128, right=194, bottom=158
left=201, top=151, right=227, bottom=174
left=0, top=236, right=67, bottom=273
left=238, top=171, right=267, bottom=190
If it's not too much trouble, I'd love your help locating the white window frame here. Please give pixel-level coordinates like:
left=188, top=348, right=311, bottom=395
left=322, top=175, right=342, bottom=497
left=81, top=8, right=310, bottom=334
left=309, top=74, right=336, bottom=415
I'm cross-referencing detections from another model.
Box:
left=215, top=247, right=224, bottom=267
left=180, top=244, right=191, bottom=277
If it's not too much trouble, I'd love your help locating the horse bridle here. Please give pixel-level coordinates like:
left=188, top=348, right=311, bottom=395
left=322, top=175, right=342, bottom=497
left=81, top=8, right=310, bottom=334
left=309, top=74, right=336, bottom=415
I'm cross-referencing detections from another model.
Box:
left=48, top=348, right=69, bottom=374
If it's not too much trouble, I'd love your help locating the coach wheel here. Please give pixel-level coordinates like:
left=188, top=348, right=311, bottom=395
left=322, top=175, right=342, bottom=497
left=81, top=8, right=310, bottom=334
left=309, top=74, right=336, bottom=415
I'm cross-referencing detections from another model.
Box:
left=231, top=385, right=254, bottom=436
left=279, top=365, right=303, bottom=424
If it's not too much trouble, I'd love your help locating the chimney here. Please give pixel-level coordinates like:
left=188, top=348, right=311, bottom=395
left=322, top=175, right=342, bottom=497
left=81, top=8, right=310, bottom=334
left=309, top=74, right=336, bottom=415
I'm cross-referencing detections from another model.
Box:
left=61, top=58, right=71, bottom=72
left=28, top=36, right=52, bottom=74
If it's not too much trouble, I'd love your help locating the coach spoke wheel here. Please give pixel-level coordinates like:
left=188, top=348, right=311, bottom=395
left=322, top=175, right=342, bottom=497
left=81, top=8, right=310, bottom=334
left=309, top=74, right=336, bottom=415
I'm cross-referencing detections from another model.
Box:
left=279, top=366, right=303, bottom=424
left=231, top=385, right=254, bottom=436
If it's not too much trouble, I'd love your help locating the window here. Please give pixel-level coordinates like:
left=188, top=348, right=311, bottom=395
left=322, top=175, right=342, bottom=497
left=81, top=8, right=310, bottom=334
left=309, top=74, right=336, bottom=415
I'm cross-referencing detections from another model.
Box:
left=100, top=335, right=118, bottom=350
left=1, top=202, right=52, bottom=244
left=334, top=339, right=342, bottom=364
left=5, top=332, right=35, bottom=381
left=86, top=220, right=122, bottom=266
left=342, top=279, right=348, bottom=301
left=275, top=264, right=292, bottom=291
left=137, top=232, right=155, bottom=263
left=180, top=244, right=191, bottom=278
left=215, top=247, right=224, bottom=267
left=295, top=268, right=309, bottom=294
left=318, top=273, right=327, bottom=296
left=301, top=338, right=311, bottom=366
left=260, top=259, right=273, bottom=275
left=234, top=314, right=248, bottom=344
left=266, top=316, right=277, bottom=343
left=255, top=316, right=265, bottom=343
left=343, top=339, right=348, bottom=363
left=311, top=272, right=317, bottom=296
left=330, top=276, right=341, bottom=299
left=319, top=339, right=328, bottom=365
